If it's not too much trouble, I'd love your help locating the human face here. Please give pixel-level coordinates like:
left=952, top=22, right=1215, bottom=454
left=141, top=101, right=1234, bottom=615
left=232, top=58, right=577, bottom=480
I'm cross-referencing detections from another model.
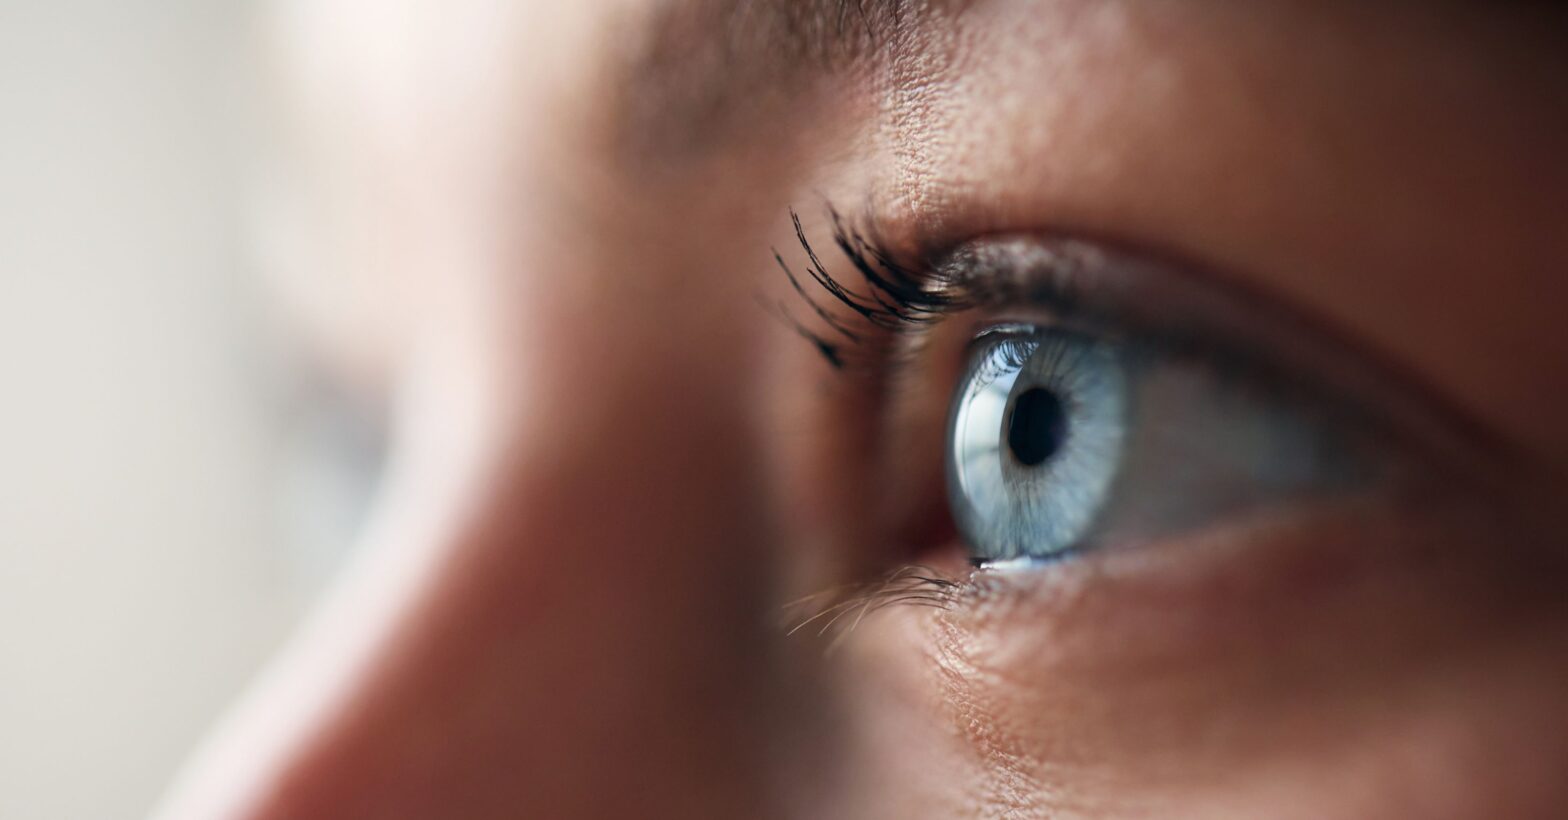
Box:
left=159, top=1, right=1568, bottom=817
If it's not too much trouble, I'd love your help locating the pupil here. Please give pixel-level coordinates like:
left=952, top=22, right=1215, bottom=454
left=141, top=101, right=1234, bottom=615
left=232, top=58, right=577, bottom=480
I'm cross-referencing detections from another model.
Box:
left=1008, top=387, right=1068, bottom=467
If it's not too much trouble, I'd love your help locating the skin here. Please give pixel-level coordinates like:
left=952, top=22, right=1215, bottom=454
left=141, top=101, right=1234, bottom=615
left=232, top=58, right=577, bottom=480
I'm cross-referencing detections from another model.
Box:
left=158, top=1, right=1568, bottom=817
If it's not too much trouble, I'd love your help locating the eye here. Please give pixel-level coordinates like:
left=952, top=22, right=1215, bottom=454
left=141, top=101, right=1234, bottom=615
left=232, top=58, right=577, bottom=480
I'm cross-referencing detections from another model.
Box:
left=946, top=315, right=1376, bottom=566
left=772, top=213, right=1433, bottom=573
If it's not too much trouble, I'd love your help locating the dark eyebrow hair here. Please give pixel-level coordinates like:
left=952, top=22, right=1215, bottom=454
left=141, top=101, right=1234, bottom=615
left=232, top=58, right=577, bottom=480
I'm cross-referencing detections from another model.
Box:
left=609, top=0, right=950, bottom=161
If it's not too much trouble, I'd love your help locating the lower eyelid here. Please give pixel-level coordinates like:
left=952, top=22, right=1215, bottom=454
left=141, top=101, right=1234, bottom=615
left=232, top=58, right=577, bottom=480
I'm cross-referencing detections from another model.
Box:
left=916, top=509, right=1482, bottom=797
left=938, top=494, right=1458, bottom=646
left=930, top=491, right=1558, bottom=781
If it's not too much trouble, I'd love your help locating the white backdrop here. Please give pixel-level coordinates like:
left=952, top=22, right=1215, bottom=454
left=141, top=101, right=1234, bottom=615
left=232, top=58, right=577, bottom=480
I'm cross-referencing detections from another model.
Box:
left=0, top=2, right=346, bottom=816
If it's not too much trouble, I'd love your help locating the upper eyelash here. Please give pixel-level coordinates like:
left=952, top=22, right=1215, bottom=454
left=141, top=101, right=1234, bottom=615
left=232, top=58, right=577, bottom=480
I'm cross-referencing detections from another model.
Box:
left=769, top=206, right=969, bottom=369
left=769, top=204, right=1114, bottom=372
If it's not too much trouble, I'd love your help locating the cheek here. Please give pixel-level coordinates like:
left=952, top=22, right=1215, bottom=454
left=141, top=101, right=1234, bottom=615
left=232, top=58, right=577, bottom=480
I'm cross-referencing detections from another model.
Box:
left=912, top=501, right=1568, bottom=817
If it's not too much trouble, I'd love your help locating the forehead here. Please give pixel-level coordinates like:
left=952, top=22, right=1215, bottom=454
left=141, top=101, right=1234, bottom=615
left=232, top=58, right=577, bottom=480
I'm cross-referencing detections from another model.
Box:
left=609, top=0, right=950, bottom=150
left=280, top=0, right=1563, bottom=152
left=276, top=0, right=1568, bottom=460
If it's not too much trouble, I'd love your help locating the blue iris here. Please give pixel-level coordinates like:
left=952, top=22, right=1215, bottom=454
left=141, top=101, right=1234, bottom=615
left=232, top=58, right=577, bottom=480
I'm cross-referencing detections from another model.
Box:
left=946, top=328, right=1128, bottom=562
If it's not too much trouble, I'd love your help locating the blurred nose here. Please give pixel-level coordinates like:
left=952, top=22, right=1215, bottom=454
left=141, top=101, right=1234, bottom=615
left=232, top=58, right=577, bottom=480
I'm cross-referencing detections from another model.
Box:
left=156, top=254, right=786, bottom=818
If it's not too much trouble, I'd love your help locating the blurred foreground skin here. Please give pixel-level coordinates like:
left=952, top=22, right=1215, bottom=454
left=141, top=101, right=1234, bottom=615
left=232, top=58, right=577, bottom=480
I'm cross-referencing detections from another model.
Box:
left=158, top=1, right=1568, bottom=818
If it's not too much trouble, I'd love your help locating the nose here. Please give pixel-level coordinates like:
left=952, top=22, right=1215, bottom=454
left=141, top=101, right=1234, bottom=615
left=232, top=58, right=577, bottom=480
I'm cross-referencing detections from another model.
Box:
left=155, top=270, right=788, bottom=818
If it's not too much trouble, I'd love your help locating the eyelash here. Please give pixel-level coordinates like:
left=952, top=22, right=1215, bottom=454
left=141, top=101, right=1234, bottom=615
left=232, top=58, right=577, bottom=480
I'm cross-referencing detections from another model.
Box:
left=767, top=206, right=966, bottom=371
left=768, top=203, right=1369, bottom=626
left=770, top=204, right=1129, bottom=379
left=782, top=564, right=963, bottom=645
left=768, top=203, right=1520, bottom=652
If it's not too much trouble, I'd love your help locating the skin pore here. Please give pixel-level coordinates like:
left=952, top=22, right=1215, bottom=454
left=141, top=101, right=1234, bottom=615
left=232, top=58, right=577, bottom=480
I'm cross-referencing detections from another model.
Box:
left=158, top=1, right=1568, bottom=817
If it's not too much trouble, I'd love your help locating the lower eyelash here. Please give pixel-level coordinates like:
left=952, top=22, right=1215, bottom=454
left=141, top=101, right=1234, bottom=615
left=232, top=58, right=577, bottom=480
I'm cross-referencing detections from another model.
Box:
left=782, top=564, right=965, bottom=648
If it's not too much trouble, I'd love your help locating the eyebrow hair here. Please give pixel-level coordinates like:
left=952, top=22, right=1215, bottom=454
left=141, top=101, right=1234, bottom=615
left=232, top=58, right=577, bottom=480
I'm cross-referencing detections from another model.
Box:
left=609, top=0, right=945, bottom=161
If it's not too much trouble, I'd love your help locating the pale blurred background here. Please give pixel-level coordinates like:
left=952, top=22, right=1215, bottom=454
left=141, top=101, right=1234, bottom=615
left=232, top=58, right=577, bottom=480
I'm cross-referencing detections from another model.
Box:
left=0, top=2, right=370, bottom=816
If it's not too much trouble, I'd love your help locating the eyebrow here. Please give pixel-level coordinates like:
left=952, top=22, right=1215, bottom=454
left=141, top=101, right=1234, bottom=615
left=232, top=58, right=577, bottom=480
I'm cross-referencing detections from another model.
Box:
left=610, top=0, right=946, bottom=160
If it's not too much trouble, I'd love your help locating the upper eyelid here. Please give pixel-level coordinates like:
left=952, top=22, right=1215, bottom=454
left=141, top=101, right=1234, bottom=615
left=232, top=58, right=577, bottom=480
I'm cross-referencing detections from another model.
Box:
left=772, top=205, right=1516, bottom=482
left=775, top=206, right=1241, bottom=375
